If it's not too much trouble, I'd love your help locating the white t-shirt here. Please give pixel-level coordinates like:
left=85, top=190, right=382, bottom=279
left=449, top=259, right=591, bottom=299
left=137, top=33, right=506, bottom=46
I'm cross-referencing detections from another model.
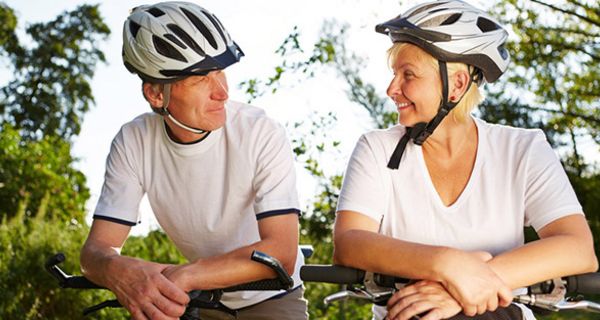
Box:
left=94, top=100, right=304, bottom=309
left=337, top=117, right=582, bottom=320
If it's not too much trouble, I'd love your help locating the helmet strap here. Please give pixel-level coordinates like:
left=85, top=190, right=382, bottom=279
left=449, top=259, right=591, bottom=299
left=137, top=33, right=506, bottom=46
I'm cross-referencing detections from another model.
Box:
left=151, top=83, right=209, bottom=135
left=387, top=60, right=472, bottom=169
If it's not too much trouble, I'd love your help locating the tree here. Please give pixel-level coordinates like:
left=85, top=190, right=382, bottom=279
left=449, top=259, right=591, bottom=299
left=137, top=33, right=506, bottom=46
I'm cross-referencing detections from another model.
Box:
left=0, top=3, right=110, bottom=141
left=0, top=3, right=109, bottom=222
left=492, top=0, right=600, bottom=173
left=0, top=124, right=89, bottom=222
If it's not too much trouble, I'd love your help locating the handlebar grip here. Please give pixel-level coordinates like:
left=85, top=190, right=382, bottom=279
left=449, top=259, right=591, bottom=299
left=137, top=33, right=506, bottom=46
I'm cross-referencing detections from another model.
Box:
left=566, top=272, right=600, bottom=294
left=63, top=276, right=104, bottom=289
left=300, top=264, right=365, bottom=284
left=224, top=278, right=290, bottom=292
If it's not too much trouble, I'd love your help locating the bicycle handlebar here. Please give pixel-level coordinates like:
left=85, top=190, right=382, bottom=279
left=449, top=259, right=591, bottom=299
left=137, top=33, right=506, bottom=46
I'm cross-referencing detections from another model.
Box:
left=301, top=264, right=600, bottom=295
left=300, top=264, right=600, bottom=313
left=299, top=264, right=366, bottom=284
left=565, top=273, right=600, bottom=294
left=45, top=250, right=294, bottom=316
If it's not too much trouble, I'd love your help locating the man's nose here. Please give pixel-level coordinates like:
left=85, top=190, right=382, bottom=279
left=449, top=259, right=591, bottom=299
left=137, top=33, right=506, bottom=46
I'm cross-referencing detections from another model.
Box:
left=210, top=75, right=228, bottom=101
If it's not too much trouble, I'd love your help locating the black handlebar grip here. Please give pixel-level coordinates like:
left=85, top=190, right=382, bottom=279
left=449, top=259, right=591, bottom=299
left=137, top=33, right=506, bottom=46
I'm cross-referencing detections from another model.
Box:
left=64, top=276, right=105, bottom=289
left=566, top=272, right=600, bottom=294
left=45, top=253, right=66, bottom=271
left=300, top=264, right=365, bottom=284
left=224, top=279, right=289, bottom=292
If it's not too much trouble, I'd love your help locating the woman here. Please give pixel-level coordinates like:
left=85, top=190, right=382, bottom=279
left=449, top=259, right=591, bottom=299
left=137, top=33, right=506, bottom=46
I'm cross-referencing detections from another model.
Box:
left=333, top=1, right=597, bottom=320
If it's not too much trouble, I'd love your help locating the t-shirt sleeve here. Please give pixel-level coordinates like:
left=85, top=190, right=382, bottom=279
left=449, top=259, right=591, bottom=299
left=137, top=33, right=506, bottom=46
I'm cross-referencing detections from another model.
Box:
left=252, top=124, right=300, bottom=219
left=524, top=131, right=583, bottom=231
left=336, top=135, right=386, bottom=223
left=93, top=131, right=144, bottom=226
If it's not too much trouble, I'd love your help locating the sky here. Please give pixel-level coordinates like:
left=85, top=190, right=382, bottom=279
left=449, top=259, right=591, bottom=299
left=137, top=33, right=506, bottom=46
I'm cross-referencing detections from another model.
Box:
left=4, top=0, right=415, bottom=235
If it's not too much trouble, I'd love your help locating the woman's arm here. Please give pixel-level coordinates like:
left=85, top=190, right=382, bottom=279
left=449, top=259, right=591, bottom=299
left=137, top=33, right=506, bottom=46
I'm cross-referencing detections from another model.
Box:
left=489, top=214, right=598, bottom=289
left=333, top=210, right=512, bottom=316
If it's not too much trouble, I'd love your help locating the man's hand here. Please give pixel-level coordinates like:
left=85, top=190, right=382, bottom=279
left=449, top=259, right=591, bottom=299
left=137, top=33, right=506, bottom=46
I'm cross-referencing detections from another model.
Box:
left=106, top=256, right=190, bottom=320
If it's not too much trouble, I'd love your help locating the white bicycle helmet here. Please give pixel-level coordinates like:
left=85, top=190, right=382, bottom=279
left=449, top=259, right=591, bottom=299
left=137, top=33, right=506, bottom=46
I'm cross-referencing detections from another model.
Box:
left=376, top=0, right=509, bottom=83
left=123, top=1, right=244, bottom=83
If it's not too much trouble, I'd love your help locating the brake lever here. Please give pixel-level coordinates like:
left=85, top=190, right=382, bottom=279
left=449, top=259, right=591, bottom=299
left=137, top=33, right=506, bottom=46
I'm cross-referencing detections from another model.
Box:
left=323, top=285, right=395, bottom=306
left=515, top=278, right=566, bottom=311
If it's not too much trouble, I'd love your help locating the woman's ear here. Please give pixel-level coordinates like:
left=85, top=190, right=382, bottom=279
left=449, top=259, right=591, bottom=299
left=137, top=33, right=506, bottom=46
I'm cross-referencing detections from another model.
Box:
left=450, top=69, right=471, bottom=102
left=142, top=83, right=163, bottom=108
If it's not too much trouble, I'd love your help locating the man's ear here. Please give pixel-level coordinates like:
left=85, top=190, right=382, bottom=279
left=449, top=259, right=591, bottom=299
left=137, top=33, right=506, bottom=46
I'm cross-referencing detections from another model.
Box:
left=142, top=83, right=163, bottom=108
left=450, top=69, right=471, bottom=101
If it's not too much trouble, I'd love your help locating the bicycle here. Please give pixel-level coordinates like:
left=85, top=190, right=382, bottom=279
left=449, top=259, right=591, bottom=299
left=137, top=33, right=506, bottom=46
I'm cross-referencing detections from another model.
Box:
left=300, top=264, right=600, bottom=317
left=45, top=250, right=295, bottom=319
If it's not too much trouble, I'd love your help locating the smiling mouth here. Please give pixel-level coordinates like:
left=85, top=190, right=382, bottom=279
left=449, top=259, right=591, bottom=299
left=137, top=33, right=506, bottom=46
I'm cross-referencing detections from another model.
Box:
left=396, top=102, right=413, bottom=111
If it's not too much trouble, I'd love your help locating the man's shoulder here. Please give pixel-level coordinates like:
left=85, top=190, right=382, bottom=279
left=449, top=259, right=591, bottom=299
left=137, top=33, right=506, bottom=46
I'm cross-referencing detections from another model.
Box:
left=225, top=100, right=283, bottom=133
left=113, top=112, right=162, bottom=145
left=120, top=112, right=161, bottom=131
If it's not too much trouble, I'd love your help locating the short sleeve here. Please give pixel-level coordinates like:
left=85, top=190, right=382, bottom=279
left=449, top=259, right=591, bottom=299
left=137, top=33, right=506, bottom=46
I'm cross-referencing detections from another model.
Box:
left=524, top=131, right=583, bottom=230
left=337, top=135, right=387, bottom=223
left=93, top=131, right=144, bottom=226
left=252, top=124, right=300, bottom=219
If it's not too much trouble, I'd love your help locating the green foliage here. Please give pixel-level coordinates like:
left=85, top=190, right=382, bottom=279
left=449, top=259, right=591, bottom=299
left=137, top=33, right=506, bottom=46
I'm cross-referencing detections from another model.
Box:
left=492, top=0, right=600, bottom=167
left=0, top=123, right=89, bottom=223
left=0, top=3, right=22, bottom=57
left=0, top=3, right=110, bottom=141
left=0, top=212, right=184, bottom=319
left=0, top=214, right=109, bottom=319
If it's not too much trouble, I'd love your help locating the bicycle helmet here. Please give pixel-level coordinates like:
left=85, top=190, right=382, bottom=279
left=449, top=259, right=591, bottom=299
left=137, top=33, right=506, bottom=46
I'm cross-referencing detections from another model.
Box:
left=376, top=0, right=509, bottom=84
left=123, top=1, right=244, bottom=83
left=376, top=0, right=510, bottom=169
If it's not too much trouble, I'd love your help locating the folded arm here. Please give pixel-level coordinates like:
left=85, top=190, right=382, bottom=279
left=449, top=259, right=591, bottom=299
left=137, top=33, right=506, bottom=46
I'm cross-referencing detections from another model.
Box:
left=162, top=213, right=300, bottom=291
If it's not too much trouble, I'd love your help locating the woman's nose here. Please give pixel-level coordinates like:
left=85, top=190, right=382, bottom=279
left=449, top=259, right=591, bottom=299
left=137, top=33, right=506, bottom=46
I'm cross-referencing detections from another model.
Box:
left=386, top=76, right=401, bottom=99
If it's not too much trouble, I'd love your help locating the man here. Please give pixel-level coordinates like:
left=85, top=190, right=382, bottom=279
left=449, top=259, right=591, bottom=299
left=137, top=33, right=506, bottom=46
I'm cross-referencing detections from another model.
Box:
left=80, top=2, right=308, bottom=319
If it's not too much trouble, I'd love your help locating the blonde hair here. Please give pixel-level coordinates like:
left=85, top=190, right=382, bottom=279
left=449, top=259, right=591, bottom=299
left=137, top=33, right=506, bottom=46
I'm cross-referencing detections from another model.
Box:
left=387, top=43, right=484, bottom=123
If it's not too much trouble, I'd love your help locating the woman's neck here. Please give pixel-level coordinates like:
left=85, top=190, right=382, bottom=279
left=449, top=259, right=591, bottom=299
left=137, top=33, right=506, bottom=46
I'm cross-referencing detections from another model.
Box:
left=422, top=116, right=477, bottom=159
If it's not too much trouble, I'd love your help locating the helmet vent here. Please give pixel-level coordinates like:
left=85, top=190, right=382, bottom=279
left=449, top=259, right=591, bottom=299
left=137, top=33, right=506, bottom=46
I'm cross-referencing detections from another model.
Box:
left=164, top=34, right=187, bottom=49
left=167, top=24, right=205, bottom=56
left=147, top=7, right=165, bottom=17
left=441, top=13, right=462, bottom=26
left=129, top=21, right=141, bottom=38
left=411, top=3, right=443, bottom=17
left=204, top=13, right=229, bottom=45
left=180, top=7, right=218, bottom=50
left=421, top=13, right=457, bottom=28
left=153, top=35, right=188, bottom=62
left=477, top=17, right=500, bottom=32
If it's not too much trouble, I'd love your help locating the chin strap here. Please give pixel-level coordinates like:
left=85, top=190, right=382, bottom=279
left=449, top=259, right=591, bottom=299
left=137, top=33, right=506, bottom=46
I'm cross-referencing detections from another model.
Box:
left=151, top=83, right=210, bottom=135
left=387, top=61, right=473, bottom=170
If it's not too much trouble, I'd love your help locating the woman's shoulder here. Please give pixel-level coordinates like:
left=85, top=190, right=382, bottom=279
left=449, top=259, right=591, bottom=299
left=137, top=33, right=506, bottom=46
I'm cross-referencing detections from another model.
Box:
left=361, top=125, right=407, bottom=143
left=476, top=118, right=546, bottom=145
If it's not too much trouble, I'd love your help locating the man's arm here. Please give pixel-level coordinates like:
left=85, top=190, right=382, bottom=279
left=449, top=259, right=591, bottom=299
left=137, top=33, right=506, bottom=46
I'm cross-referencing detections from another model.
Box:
left=80, top=220, right=189, bottom=320
left=162, top=213, right=299, bottom=292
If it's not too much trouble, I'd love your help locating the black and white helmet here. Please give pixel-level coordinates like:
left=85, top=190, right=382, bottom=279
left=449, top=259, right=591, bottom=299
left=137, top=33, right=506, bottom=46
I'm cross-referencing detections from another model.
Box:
left=123, top=1, right=244, bottom=83
left=376, top=0, right=509, bottom=83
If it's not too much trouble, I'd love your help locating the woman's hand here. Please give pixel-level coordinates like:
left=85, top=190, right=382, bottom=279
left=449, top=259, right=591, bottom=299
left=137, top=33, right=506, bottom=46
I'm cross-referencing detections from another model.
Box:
left=437, top=250, right=513, bottom=316
left=386, top=280, right=461, bottom=320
